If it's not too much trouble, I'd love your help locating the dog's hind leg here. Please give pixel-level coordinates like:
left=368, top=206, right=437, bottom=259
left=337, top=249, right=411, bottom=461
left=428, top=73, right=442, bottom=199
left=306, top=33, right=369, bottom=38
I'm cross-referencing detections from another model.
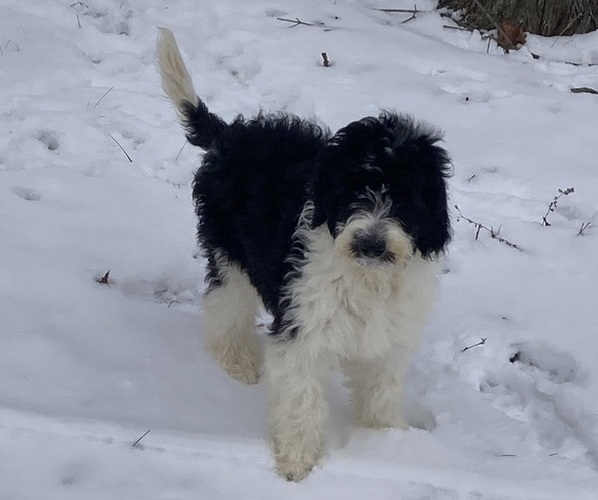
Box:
left=265, top=337, right=328, bottom=482
left=342, top=348, right=411, bottom=429
left=202, top=258, right=261, bottom=384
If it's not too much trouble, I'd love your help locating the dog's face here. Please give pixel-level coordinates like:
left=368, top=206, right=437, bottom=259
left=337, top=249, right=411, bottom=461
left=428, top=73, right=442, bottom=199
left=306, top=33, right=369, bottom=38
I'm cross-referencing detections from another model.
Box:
left=311, top=113, right=451, bottom=267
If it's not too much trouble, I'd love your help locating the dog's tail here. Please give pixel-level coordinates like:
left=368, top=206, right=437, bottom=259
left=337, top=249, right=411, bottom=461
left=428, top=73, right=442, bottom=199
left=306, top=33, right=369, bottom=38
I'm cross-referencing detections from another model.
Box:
left=156, top=27, right=227, bottom=149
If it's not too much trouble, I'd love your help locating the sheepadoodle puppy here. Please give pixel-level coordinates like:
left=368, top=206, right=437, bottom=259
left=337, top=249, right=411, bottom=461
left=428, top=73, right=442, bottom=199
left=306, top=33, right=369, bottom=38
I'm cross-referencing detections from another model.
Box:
left=157, top=28, right=451, bottom=481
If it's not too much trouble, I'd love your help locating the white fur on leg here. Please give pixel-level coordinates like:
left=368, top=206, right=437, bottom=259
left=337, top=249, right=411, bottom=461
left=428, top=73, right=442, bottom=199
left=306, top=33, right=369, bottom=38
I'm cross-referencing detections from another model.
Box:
left=262, top=205, right=440, bottom=480
left=202, top=264, right=261, bottom=384
left=265, top=339, right=328, bottom=482
left=342, top=348, right=412, bottom=429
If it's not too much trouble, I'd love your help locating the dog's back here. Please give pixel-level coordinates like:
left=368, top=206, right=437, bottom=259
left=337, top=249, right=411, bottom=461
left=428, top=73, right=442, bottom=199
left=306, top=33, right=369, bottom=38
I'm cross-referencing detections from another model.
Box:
left=157, top=28, right=329, bottom=309
left=194, top=114, right=327, bottom=310
left=158, top=28, right=451, bottom=482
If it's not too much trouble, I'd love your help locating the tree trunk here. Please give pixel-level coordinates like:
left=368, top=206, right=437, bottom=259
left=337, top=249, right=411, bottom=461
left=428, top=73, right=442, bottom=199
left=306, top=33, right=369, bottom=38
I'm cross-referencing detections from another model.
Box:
left=438, top=0, right=598, bottom=36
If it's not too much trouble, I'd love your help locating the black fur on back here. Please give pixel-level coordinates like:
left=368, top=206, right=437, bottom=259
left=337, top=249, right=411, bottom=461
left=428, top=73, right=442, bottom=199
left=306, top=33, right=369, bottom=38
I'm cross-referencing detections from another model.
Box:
left=183, top=101, right=451, bottom=315
left=192, top=111, right=330, bottom=312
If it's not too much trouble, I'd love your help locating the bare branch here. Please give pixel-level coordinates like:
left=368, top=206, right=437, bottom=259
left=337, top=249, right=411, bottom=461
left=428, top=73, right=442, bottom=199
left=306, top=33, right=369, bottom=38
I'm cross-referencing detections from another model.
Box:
left=462, top=337, right=487, bottom=353
left=443, top=24, right=471, bottom=32
left=551, top=12, right=584, bottom=47
left=276, top=17, right=315, bottom=28
left=541, top=187, right=574, bottom=226
left=577, top=222, right=592, bottom=236
left=454, top=205, right=522, bottom=250
left=374, top=4, right=423, bottom=23
left=108, top=134, right=133, bottom=162
left=132, top=429, right=151, bottom=448
left=374, top=8, right=421, bottom=13
left=95, top=86, right=114, bottom=107
left=570, top=87, right=598, bottom=95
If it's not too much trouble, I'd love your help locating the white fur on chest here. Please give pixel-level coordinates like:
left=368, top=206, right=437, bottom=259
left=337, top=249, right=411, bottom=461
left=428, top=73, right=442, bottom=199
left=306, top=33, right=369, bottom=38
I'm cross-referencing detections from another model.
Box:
left=284, top=226, right=439, bottom=362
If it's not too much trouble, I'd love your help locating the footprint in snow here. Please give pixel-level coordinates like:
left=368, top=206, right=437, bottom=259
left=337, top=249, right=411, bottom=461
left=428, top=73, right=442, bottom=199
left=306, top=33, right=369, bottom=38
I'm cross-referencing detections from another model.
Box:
left=509, top=342, right=579, bottom=385
left=12, top=185, right=42, bottom=201
left=37, top=130, right=60, bottom=152
left=480, top=342, right=596, bottom=458
left=72, top=1, right=132, bottom=36
left=109, top=276, right=199, bottom=308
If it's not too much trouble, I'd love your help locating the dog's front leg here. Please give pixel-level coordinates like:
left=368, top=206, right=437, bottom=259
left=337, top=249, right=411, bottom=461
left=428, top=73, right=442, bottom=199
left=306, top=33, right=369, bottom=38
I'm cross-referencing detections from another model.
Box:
left=343, top=347, right=411, bottom=430
left=265, top=337, right=328, bottom=482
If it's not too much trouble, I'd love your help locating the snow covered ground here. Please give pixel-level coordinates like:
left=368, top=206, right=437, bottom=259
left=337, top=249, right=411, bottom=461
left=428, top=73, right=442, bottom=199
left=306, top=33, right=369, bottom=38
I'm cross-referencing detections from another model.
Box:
left=2, top=0, right=598, bottom=498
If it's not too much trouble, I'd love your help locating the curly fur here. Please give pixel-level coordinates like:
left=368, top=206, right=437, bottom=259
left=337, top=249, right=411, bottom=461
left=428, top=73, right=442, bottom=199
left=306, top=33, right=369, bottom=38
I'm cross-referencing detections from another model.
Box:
left=157, top=28, right=451, bottom=482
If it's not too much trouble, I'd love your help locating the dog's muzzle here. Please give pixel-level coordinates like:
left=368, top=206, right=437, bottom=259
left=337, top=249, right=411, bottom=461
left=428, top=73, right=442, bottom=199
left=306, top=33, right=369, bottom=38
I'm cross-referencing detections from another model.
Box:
left=352, top=234, right=386, bottom=259
left=350, top=232, right=395, bottom=265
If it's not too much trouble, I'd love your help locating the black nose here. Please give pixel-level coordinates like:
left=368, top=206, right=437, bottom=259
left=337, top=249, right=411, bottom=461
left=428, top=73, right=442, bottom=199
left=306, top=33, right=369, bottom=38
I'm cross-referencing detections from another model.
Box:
left=353, top=236, right=386, bottom=258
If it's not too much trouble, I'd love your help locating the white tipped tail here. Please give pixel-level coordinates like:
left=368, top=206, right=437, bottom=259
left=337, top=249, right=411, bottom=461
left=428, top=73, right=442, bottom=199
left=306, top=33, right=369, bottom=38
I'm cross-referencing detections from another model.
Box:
left=156, top=27, right=198, bottom=119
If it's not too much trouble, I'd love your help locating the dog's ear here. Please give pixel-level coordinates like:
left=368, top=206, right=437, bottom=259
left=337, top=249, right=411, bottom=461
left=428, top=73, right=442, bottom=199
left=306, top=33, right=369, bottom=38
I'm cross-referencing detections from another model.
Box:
left=382, top=113, right=452, bottom=256
left=310, top=174, right=336, bottom=233
left=310, top=158, right=342, bottom=234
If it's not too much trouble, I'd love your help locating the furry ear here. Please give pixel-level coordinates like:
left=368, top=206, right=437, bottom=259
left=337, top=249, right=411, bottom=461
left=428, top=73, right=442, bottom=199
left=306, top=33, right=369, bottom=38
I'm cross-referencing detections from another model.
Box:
left=310, top=190, right=337, bottom=234
left=386, top=117, right=452, bottom=256
left=310, top=160, right=331, bottom=231
left=310, top=160, right=341, bottom=234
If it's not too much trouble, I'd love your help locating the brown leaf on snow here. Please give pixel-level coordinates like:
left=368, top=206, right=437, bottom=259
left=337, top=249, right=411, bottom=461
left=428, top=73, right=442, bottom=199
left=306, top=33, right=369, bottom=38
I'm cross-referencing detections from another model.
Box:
left=497, top=20, right=526, bottom=52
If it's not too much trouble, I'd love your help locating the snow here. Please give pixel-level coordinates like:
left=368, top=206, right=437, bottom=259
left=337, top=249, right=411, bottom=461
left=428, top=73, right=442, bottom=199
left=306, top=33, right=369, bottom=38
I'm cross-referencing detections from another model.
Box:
left=1, top=0, right=598, bottom=497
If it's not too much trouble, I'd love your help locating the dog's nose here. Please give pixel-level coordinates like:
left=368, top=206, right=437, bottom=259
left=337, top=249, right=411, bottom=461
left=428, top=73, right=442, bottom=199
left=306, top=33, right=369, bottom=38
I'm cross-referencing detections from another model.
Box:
left=353, top=236, right=386, bottom=258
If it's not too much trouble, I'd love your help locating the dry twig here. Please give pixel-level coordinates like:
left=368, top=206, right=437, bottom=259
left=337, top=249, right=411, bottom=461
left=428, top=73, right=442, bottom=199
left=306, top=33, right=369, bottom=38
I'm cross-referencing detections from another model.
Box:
left=570, top=87, right=598, bottom=95
left=462, top=337, right=487, bottom=353
left=132, top=429, right=151, bottom=448
left=276, top=17, right=315, bottom=28
left=454, top=205, right=522, bottom=250
left=541, top=187, right=574, bottom=226
left=577, top=222, right=592, bottom=236
left=374, top=8, right=420, bottom=13
left=96, top=270, right=111, bottom=285
left=109, top=134, right=133, bottom=162
left=95, top=86, right=114, bottom=107
left=551, top=13, right=584, bottom=47
left=374, top=4, right=422, bottom=23
left=443, top=24, right=471, bottom=32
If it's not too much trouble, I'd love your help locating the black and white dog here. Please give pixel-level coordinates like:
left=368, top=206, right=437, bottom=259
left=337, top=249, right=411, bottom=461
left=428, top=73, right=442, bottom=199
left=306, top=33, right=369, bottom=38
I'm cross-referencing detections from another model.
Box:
left=157, top=28, right=451, bottom=481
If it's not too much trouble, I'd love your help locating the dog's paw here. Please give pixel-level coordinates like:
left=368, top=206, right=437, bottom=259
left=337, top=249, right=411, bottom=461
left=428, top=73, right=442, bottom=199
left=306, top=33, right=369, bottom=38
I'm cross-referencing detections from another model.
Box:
left=272, top=436, right=321, bottom=482
left=207, top=334, right=261, bottom=385
left=224, top=356, right=261, bottom=385
left=360, top=416, right=409, bottom=430
left=355, top=402, right=409, bottom=429
left=277, top=460, right=314, bottom=482
left=274, top=448, right=317, bottom=482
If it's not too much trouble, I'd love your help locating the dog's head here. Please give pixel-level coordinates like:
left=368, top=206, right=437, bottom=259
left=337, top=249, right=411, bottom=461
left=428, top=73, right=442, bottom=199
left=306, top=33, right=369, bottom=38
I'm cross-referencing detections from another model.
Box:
left=311, top=112, right=451, bottom=267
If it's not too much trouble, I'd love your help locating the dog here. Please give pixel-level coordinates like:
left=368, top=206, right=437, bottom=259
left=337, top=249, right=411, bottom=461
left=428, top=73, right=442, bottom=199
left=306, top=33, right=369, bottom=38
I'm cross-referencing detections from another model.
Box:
left=157, top=27, right=451, bottom=482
